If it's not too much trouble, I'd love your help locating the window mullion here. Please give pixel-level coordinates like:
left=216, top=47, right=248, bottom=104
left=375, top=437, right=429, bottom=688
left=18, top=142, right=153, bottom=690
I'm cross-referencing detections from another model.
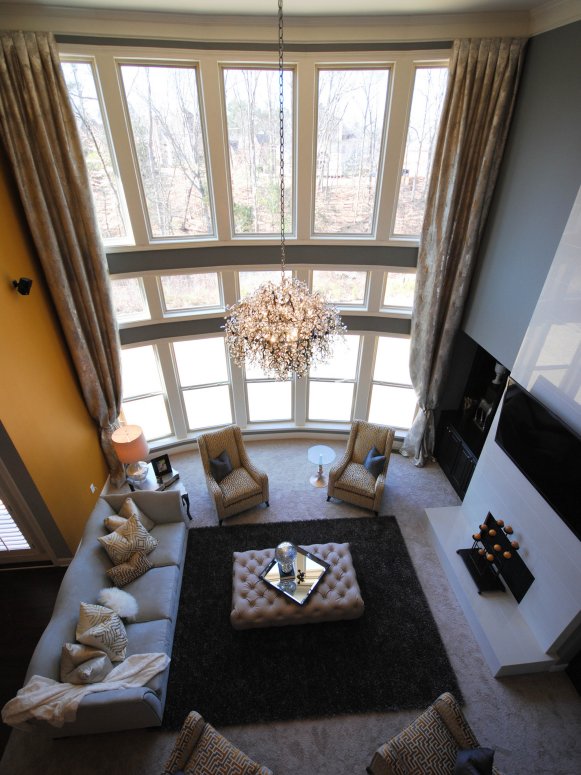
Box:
left=231, top=362, right=249, bottom=428
left=93, top=52, right=150, bottom=246
left=156, top=342, right=188, bottom=440
left=141, top=274, right=164, bottom=321
left=199, top=57, right=232, bottom=241
left=353, top=332, right=376, bottom=421
left=367, top=268, right=384, bottom=313
left=295, top=58, right=315, bottom=241
left=375, top=57, right=415, bottom=242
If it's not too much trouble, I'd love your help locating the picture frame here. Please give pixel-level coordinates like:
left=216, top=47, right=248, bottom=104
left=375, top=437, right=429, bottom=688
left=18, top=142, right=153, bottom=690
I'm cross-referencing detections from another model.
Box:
left=151, top=454, right=172, bottom=480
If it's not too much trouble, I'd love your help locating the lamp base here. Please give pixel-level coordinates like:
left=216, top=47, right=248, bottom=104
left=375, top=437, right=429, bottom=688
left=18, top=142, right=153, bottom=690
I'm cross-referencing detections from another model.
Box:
left=126, top=460, right=149, bottom=484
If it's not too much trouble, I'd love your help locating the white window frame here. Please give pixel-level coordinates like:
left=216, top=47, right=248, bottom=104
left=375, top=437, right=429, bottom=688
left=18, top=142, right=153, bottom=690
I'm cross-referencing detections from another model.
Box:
left=368, top=334, right=417, bottom=431
left=158, top=270, right=225, bottom=317
left=309, top=268, right=370, bottom=310
left=307, top=333, right=362, bottom=423
left=120, top=342, right=174, bottom=441
left=380, top=267, right=416, bottom=317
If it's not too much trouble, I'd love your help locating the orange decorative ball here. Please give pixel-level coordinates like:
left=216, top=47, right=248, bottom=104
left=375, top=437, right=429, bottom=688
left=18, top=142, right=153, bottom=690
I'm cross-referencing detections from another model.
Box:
left=486, top=553, right=494, bottom=562
left=511, top=540, right=520, bottom=549
left=473, top=533, right=481, bottom=540
left=505, top=526, right=513, bottom=534
left=478, top=548, right=485, bottom=555
left=488, top=529, right=497, bottom=537
left=503, top=551, right=512, bottom=559
left=493, top=544, right=502, bottom=552
left=496, top=519, right=505, bottom=527
left=480, top=524, right=488, bottom=531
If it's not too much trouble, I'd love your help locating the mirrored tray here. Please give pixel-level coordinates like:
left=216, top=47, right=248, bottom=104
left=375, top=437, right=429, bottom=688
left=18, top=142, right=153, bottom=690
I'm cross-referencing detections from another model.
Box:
left=259, top=545, right=330, bottom=606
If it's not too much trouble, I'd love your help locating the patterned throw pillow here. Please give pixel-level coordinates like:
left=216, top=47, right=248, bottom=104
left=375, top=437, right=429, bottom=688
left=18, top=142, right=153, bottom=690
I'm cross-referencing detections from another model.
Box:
left=76, top=603, right=128, bottom=662
left=98, top=514, right=158, bottom=565
left=60, top=643, right=113, bottom=684
left=117, top=497, right=156, bottom=531
left=106, top=551, right=153, bottom=588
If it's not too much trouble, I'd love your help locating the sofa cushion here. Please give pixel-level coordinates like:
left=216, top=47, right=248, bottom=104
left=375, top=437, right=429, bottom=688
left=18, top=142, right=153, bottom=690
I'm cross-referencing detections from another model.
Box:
left=122, top=565, right=181, bottom=623
left=98, top=514, right=158, bottom=565
left=148, top=522, right=187, bottom=568
left=76, top=603, right=128, bottom=663
left=106, top=551, right=153, bottom=588
left=125, top=619, right=174, bottom=694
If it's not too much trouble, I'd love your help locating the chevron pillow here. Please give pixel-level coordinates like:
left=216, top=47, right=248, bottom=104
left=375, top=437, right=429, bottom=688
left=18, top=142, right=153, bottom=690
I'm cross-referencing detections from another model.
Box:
left=76, top=603, right=128, bottom=662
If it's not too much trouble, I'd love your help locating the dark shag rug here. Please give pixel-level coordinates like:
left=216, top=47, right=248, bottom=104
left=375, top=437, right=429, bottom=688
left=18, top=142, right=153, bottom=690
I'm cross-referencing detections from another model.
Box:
left=163, top=517, right=461, bottom=729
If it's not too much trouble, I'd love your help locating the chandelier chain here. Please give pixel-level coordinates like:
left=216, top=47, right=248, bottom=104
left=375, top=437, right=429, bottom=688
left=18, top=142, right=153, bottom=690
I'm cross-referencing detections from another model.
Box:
left=278, top=0, right=285, bottom=276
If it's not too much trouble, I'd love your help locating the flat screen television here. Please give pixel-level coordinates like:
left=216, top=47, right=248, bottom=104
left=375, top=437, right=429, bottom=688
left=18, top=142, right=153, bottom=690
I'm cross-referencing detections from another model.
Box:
left=495, top=379, right=581, bottom=542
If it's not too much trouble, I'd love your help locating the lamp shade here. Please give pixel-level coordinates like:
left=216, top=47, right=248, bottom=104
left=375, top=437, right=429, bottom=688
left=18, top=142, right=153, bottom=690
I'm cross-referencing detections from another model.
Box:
left=111, top=425, right=149, bottom=464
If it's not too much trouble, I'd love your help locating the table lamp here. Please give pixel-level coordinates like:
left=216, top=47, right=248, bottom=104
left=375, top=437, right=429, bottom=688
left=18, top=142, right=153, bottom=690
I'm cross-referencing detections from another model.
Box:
left=111, top=424, right=149, bottom=486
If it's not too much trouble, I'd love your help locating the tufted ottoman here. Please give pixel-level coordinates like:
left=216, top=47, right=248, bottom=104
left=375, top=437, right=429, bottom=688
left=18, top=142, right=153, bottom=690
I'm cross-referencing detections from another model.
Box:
left=230, top=542, right=364, bottom=629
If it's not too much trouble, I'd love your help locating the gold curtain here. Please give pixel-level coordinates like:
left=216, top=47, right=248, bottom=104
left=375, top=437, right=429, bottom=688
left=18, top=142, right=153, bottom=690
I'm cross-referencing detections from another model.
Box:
left=0, top=32, right=124, bottom=484
left=401, top=37, right=527, bottom=466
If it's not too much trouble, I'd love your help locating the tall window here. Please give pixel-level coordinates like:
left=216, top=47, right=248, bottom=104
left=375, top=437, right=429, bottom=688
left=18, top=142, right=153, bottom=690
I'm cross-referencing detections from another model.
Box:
left=308, top=335, right=361, bottom=422
left=245, top=362, right=292, bottom=423
left=314, top=68, right=390, bottom=235
left=393, top=66, right=448, bottom=236
left=120, top=345, right=172, bottom=440
left=223, top=68, right=293, bottom=235
left=312, top=270, right=367, bottom=306
left=61, top=60, right=130, bottom=243
left=368, top=336, right=416, bottom=429
left=382, top=271, right=416, bottom=310
left=111, top=277, right=150, bottom=323
left=173, top=338, right=232, bottom=430
left=238, top=270, right=292, bottom=299
left=160, top=273, right=221, bottom=312
left=119, top=63, right=213, bottom=239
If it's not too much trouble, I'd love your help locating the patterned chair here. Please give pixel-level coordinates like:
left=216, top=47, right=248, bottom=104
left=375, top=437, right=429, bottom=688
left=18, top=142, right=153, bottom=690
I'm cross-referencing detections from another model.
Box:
left=367, top=692, right=501, bottom=775
left=327, top=420, right=395, bottom=515
left=163, top=711, right=273, bottom=775
left=197, top=424, right=269, bottom=525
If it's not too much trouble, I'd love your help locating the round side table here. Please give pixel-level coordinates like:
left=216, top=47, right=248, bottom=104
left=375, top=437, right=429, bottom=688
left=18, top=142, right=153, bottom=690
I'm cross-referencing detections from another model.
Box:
left=307, top=445, right=336, bottom=488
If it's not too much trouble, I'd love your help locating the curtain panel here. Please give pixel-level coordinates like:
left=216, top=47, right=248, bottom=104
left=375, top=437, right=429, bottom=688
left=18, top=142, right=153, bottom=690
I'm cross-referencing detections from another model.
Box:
left=0, top=31, right=124, bottom=484
left=401, top=37, right=527, bottom=466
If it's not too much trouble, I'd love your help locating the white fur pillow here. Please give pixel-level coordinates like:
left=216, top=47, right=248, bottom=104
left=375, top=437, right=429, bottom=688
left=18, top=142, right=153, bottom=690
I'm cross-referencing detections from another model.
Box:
left=98, top=587, right=139, bottom=621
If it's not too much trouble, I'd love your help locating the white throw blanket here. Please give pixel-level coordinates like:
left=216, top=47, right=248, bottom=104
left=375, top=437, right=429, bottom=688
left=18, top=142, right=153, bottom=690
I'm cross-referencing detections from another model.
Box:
left=1, top=652, right=170, bottom=729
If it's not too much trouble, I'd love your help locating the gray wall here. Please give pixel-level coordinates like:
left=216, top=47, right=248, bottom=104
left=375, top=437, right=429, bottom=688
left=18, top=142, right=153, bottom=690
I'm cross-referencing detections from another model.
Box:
left=463, top=21, right=581, bottom=370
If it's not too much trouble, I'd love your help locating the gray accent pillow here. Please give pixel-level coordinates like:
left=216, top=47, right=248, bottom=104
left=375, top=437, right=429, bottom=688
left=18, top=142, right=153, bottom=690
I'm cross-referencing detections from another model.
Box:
left=363, top=446, right=386, bottom=479
left=60, top=643, right=113, bottom=684
left=210, top=449, right=233, bottom=484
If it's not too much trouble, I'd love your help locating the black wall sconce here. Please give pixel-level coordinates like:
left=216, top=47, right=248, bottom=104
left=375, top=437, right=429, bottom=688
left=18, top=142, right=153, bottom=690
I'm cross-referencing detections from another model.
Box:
left=12, top=277, right=33, bottom=295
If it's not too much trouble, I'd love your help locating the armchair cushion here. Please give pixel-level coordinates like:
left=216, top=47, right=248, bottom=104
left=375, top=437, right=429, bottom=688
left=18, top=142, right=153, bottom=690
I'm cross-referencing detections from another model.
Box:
left=364, top=446, right=386, bottom=479
left=209, top=449, right=233, bottom=484
left=220, top=467, right=262, bottom=507
left=337, top=462, right=377, bottom=497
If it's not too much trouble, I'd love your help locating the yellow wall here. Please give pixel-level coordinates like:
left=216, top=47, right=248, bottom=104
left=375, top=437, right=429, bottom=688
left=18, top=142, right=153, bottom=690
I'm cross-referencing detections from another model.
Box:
left=0, top=156, right=109, bottom=554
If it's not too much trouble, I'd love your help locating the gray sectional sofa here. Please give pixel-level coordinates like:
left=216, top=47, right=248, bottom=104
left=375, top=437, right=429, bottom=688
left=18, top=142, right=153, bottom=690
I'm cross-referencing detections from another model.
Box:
left=22, top=490, right=188, bottom=737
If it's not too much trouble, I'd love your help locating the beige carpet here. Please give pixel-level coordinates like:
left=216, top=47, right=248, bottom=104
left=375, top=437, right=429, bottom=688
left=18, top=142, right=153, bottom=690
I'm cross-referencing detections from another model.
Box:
left=1, top=439, right=580, bottom=775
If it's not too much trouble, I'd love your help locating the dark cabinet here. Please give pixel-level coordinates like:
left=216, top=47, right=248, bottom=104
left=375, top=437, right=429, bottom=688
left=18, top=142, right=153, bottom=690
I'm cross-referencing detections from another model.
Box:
left=437, top=424, right=477, bottom=499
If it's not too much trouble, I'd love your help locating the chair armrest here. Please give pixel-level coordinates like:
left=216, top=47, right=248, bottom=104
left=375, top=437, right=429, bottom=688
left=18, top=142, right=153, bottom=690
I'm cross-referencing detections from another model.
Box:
left=328, top=449, right=351, bottom=487
left=245, top=460, right=269, bottom=489
left=162, top=711, right=206, bottom=774
left=372, top=471, right=386, bottom=512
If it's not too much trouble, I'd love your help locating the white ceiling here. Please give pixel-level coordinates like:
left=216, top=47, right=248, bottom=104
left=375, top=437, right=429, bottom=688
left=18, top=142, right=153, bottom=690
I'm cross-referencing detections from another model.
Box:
left=0, top=0, right=550, bottom=17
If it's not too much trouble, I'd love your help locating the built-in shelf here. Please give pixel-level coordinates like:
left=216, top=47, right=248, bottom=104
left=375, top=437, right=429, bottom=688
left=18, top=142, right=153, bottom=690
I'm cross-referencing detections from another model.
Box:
left=426, top=505, right=556, bottom=677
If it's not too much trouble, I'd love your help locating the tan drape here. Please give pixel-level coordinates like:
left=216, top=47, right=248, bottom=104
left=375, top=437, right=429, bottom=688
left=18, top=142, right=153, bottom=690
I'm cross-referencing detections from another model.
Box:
left=401, top=38, right=527, bottom=466
left=0, top=31, right=124, bottom=484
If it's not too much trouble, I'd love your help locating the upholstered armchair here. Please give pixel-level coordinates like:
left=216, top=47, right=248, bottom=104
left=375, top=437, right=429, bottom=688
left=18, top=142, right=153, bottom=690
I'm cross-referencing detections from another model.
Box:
left=163, top=711, right=273, bottom=775
left=367, top=692, right=501, bottom=775
left=327, top=420, right=395, bottom=515
left=197, top=424, right=269, bottom=525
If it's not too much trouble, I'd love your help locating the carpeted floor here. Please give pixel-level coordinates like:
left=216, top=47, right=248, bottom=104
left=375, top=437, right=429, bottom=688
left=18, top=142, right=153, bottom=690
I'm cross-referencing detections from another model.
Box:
left=164, top=517, right=461, bottom=728
left=1, top=440, right=580, bottom=775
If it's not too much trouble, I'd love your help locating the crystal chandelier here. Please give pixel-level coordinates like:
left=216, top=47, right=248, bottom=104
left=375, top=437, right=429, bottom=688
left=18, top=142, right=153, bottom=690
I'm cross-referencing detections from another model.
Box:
left=224, top=0, right=345, bottom=381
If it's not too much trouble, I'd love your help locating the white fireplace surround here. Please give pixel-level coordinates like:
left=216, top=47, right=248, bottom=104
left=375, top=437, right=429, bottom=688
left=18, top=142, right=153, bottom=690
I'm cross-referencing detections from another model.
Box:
left=428, top=185, right=581, bottom=677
